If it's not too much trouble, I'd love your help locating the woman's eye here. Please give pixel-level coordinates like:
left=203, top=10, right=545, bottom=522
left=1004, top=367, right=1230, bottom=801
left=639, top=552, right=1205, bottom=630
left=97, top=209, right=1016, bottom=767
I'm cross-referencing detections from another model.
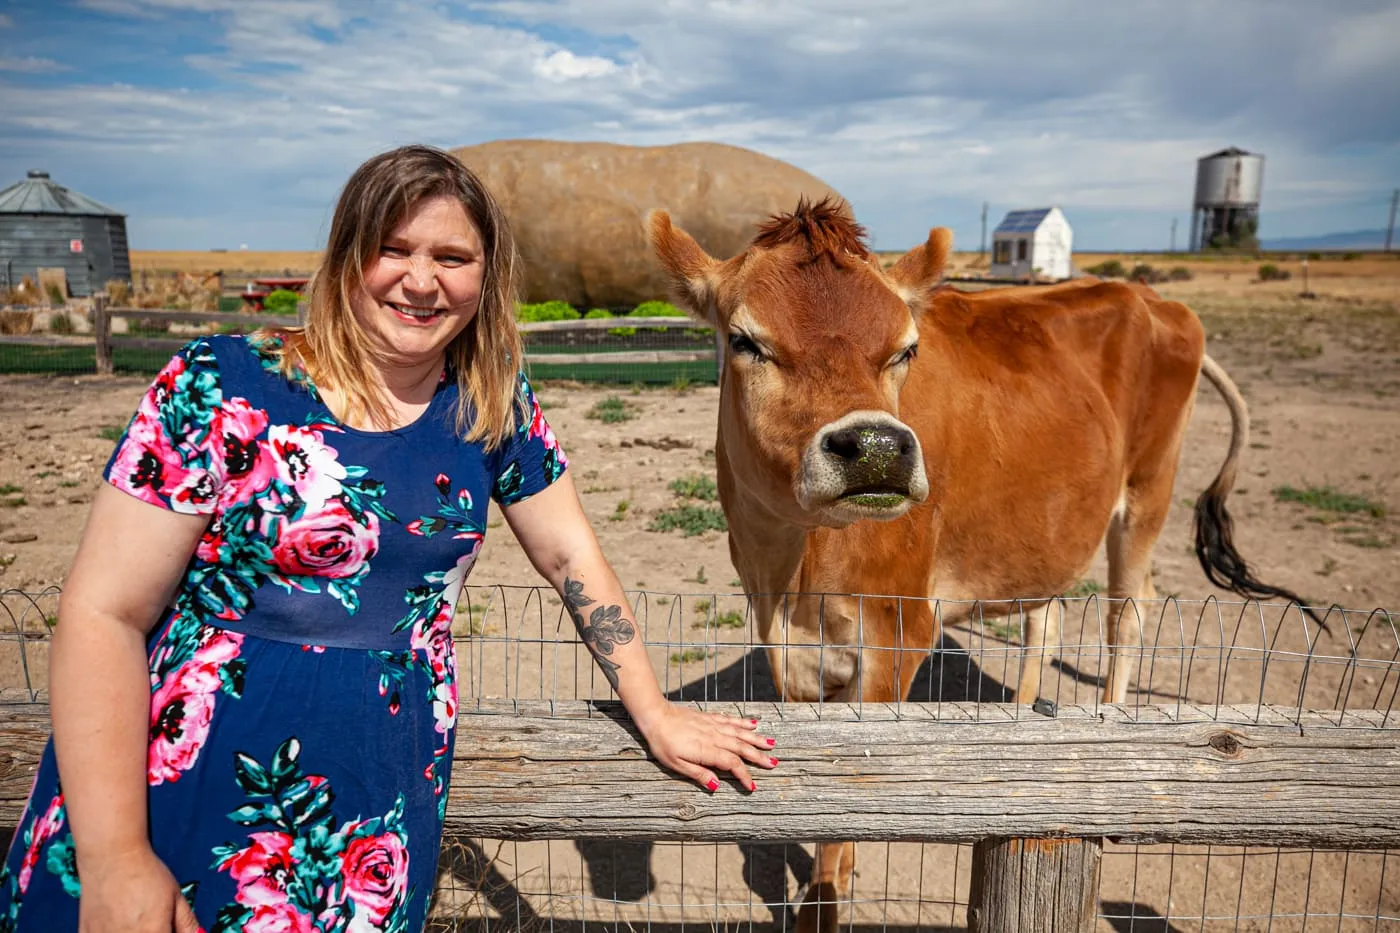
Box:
left=729, top=333, right=764, bottom=360
left=380, top=245, right=408, bottom=257
left=437, top=255, right=470, bottom=267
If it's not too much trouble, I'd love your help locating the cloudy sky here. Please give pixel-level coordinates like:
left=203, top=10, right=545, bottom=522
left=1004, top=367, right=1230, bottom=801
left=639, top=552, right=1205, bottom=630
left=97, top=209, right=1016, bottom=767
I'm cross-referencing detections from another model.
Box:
left=2, top=0, right=1397, bottom=252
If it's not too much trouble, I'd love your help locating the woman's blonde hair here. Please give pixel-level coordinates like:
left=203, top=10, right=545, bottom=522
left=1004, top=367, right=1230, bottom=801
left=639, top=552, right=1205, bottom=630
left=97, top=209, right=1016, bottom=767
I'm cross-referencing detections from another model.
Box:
left=262, top=144, right=525, bottom=448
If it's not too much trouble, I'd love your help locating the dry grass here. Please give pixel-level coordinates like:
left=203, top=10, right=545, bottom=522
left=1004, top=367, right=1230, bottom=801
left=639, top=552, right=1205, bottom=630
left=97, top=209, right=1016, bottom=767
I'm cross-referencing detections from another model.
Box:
left=131, top=250, right=320, bottom=275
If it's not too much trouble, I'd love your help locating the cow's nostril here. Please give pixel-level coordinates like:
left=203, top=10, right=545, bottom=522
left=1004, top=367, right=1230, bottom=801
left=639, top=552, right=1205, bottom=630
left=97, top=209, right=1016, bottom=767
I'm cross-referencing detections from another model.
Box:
left=822, top=428, right=862, bottom=461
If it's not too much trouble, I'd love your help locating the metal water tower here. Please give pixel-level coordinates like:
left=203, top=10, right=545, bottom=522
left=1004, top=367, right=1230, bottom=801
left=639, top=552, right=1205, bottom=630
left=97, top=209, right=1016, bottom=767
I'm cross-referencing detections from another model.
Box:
left=1190, top=147, right=1264, bottom=251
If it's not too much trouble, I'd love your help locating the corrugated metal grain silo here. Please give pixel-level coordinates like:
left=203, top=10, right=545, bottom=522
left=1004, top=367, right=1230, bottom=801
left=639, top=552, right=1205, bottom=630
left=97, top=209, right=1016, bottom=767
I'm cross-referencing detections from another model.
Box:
left=1189, top=147, right=1264, bottom=251
left=0, top=170, right=131, bottom=297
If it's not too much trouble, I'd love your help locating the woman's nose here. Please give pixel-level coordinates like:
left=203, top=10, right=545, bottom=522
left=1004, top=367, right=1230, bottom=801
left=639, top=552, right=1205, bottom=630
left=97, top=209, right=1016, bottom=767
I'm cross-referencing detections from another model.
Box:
left=404, top=255, right=435, bottom=291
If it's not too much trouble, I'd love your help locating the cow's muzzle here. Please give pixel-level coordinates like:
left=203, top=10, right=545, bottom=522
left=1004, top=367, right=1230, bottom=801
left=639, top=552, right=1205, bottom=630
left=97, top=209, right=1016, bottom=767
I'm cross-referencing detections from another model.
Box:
left=797, top=410, right=929, bottom=522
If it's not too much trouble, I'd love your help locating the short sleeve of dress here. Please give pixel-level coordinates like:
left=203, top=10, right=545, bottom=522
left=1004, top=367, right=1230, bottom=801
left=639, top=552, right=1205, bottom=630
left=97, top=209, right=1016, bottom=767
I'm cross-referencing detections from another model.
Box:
left=103, top=338, right=226, bottom=514
left=491, top=372, right=569, bottom=506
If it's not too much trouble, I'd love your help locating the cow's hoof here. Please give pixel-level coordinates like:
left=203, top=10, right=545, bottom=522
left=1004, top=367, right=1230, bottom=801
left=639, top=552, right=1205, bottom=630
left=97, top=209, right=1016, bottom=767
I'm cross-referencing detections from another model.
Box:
left=795, top=882, right=841, bottom=933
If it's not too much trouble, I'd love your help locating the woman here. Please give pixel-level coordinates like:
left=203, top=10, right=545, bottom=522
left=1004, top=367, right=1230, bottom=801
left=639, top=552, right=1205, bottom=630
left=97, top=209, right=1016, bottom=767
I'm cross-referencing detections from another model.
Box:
left=0, top=145, right=776, bottom=932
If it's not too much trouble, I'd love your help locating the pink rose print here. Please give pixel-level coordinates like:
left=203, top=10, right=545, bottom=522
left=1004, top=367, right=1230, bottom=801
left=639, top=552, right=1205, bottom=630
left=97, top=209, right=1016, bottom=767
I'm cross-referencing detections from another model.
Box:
left=221, top=397, right=275, bottom=505
left=410, top=603, right=455, bottom=680
left=243, top=902, right=315, bottom=933
left=527, top=395, right=560, bottom=451
left=268, top=424, right=347, bottom=515
left=18, top=793, right=65, bottom=891
left=271, top=498, right=379, bottom=579
left=108, top=408, right=210, bottom=513
left=148, top=659, right=221, bottom=785
left=341, top=831, right=409, bottom=926
left=224, top=831, right=298, bottom=907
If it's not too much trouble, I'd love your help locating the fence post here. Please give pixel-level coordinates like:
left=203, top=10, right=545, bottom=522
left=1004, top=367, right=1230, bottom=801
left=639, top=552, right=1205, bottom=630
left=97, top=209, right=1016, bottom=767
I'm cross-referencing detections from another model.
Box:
left=92, top=293, right=112, bottom=375
left=296, top=300, right=306, bottom=328
left=968, top=837, right=1101, bottom=933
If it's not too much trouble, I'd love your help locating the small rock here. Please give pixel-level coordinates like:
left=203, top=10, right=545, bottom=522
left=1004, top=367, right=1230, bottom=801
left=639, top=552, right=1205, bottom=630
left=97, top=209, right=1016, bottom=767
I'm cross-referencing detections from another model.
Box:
left=2, top=532, right=38, bottom=544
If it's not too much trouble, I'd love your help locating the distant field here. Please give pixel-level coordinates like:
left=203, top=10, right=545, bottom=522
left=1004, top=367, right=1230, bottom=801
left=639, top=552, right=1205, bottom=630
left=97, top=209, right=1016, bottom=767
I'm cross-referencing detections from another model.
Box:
left=131, top=250, right=321, bottom=274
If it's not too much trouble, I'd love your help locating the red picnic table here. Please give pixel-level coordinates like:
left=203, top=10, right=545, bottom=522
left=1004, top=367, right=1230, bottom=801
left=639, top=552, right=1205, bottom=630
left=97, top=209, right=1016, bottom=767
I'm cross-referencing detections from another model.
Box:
left=240, top=277, right=310, bottom=312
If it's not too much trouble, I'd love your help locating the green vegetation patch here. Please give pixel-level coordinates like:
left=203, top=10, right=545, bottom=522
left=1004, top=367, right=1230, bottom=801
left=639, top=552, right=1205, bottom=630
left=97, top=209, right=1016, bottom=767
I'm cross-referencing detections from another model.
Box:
left=647, top=504, right=727, bottom=537
left=668, top=474, right=718, bottom=501
left=1273, top=485, right=1385, bottom=518
left=586, top=396, right=636, bottom=424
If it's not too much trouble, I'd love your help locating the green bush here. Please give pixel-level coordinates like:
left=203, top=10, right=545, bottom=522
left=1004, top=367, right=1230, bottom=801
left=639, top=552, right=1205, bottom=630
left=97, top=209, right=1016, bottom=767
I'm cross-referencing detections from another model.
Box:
left=48, top=311, right=74, bottom=335
left=583, top=308, right=614, bottom=320
left=1129, top=263, right=1169, bottom=284
left=1085, top=259, right=1126, bottom=278
left=647, top=504, right=727, bottom=537
left=1168, top=266, right=1193, bottom=281
left=46, top=283, right=66, bottom=307
left=1258, top=263, right=1291, bottom=282
left=263, top=289, right=302, bottom=316
left=516, top=300, right=580, bottom=323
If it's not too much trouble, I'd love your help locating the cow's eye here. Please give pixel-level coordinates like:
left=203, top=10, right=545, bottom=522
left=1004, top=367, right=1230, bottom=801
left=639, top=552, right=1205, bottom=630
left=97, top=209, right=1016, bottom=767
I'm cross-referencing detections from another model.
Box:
left=729, top=332, right=765, bottom=361
left=894, top=344, right=918, bottom=366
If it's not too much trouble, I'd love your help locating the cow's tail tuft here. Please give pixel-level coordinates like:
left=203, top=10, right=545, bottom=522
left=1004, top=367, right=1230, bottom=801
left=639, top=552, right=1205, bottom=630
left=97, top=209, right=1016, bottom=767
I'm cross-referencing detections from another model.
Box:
left=1193, top=355, right=1326, bottom=629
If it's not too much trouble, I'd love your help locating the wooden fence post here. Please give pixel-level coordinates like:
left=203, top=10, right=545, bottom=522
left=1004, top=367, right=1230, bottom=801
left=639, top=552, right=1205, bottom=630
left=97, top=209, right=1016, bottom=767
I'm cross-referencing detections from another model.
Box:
left=92, top=293, right=112, bottom=375
left=969, top=837, right=1101, bottom=933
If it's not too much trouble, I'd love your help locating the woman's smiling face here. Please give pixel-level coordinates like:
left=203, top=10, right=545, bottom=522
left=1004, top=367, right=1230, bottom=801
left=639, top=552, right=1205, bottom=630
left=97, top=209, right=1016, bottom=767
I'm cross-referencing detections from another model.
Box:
left=352, top=194, right=487, bottom=368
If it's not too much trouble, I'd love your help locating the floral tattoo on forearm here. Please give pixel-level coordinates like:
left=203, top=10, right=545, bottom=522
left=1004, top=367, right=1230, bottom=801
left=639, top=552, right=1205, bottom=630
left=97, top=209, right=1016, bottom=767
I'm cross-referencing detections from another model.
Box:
left=563, top=577, right=636, bottom=693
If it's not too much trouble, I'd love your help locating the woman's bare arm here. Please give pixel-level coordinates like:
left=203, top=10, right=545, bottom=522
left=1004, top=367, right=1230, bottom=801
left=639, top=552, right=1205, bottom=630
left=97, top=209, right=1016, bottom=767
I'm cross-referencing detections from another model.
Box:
left=51, top=484, right=209, bottom=873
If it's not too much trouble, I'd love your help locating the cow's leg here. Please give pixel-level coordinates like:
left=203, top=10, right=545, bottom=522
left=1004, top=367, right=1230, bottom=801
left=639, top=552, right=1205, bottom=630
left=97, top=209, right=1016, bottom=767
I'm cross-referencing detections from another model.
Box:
left=796, top=841, right=855, bottom=933
left=1014, top=599, right=1060, bottom=704
left=1103, top=480, right=1173, bottom=704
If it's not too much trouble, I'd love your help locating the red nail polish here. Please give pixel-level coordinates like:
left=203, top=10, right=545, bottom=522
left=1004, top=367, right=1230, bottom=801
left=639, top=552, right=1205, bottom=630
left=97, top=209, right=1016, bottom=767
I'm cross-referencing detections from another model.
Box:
left=770, top=757, right=779, bottom=766
left=749, top=718, right=759, bottom=726
left=749, top=780, right=758, bottom=791
left=766, top=737, right=776, bottom=747
left=706, top=778, right=720, bottom=792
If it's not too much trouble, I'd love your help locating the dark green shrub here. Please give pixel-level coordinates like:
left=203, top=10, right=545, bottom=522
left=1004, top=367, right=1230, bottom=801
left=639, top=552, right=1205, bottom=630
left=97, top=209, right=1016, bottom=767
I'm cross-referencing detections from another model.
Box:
left=1085, top=259, right=1126, bottom=278
left=48, top=311, right=74, bottom=335
left=263, top=289, right=302, bottom=316
left=1168, top=266, right=1193, bottom=281
left=1258, top=263, right=1291, bottom=282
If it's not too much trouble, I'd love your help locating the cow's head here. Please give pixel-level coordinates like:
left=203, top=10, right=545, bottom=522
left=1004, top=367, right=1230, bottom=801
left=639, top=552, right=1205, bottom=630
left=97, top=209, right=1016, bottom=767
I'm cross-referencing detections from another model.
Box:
left=649, top=198, right=950, bottom=528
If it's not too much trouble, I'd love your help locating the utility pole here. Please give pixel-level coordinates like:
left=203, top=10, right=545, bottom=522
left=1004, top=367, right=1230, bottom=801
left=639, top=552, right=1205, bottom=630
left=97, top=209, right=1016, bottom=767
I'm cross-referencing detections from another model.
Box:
left=1386, top=188, right=1398, bottom=252
left=1170, top=217, right=1177, bottom=253
left=980, top=201, right=988, bottom=257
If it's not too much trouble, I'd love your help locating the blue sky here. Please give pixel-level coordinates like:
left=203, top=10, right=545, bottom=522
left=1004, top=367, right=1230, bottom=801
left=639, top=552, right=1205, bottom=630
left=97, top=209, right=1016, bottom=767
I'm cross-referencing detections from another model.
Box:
left=1, top=0, right=1397, bottom=252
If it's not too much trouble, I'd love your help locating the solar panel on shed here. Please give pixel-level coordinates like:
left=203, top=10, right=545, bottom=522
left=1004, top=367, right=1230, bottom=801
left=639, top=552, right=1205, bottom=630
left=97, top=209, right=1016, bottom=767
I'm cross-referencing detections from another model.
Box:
left=993, top=208, right=1051, bottom=234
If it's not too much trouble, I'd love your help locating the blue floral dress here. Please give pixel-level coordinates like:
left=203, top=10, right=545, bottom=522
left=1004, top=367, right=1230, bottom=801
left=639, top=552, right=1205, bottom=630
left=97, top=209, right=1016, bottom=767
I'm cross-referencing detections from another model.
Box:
left=0, top=334, right=566, bottom=932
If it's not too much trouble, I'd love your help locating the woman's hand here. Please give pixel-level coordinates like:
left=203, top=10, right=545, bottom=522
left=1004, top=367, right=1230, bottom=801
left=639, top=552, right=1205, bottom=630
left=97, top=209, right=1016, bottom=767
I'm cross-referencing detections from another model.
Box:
left=78, top=845, right=201, bottom=933
left=636, top=704, right=778, bottom=792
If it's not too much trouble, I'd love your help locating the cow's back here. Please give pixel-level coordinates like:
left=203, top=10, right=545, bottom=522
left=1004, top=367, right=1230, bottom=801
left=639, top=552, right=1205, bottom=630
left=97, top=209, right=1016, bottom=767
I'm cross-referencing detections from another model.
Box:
left=895, top=279, right=1206, bottom=600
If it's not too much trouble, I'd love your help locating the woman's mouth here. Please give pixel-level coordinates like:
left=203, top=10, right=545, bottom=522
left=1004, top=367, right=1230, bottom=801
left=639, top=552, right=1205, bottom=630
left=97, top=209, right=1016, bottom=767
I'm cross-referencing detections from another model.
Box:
left=388, top=302, right=442, bottom=322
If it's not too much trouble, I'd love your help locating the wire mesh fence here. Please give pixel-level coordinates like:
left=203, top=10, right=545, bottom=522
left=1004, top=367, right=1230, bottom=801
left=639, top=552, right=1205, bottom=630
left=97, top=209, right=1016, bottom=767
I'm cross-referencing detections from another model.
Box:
left=3, top=585, right=1398, bottom=930
left=0, top=312, right=720, bottom=382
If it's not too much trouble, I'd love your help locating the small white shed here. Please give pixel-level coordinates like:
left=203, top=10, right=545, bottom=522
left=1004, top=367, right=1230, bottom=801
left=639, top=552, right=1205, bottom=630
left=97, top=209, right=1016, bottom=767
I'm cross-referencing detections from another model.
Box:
left=990, top=207, right=1073, bottom=281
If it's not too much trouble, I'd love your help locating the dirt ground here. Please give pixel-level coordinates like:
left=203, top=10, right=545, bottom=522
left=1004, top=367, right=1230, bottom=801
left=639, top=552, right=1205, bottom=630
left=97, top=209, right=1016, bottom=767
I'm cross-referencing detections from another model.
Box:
left=2, top=258, right=1398, bottom=929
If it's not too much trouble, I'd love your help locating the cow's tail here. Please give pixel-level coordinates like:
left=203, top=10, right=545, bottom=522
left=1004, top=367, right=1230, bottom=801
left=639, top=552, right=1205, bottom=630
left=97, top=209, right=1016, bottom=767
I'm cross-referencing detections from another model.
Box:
left=1193, top=355, right=1325, bottom=627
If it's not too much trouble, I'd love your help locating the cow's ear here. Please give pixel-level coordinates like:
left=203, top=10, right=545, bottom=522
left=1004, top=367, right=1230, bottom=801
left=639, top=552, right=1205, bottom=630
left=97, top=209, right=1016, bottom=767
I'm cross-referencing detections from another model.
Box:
left=886, top=227, right=952, bottom=313
left=647, top=210, right=721, bottom=325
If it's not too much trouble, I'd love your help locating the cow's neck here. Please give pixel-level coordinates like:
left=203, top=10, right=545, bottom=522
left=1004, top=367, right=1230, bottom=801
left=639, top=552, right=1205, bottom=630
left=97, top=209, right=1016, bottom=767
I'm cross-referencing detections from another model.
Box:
left=716, top=434, right=809, bottom=639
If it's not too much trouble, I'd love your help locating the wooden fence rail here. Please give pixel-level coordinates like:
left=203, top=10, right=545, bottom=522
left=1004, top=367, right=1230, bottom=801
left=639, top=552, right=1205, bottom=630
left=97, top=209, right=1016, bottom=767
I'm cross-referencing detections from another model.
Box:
left=3, top=697, right=1397, bottom=931
left=88, top=295, right=718, bottom=374
left=8, top=699, right=1393, bottom=847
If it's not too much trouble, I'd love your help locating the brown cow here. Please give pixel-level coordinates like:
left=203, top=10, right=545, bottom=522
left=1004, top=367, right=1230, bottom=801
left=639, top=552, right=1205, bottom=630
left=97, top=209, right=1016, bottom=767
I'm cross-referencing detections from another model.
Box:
left=648, top=198, right=1315, bottom=933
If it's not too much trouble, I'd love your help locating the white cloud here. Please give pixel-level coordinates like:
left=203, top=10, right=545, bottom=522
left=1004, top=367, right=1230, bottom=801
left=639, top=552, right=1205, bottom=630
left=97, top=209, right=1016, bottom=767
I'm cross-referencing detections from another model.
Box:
left=0, top=56, right=68, bottom=73
left=534, top=49, right=619, bottom=81
left=2, top=0, right=1396, bottom=249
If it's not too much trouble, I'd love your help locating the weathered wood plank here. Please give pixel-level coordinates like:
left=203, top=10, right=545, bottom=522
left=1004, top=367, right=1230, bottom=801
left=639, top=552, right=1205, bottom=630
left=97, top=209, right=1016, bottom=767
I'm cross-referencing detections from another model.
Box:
left=107, top=308, right=293, bottom=327
left=2, top=700, right=1396, bottom=847
left=970, top=838, right=1101, bottom=933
